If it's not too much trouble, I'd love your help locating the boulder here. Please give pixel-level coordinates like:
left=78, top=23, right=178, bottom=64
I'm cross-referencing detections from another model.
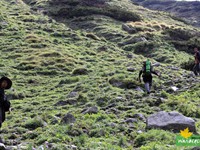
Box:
left=135, top=87, right=144, bottom=93
left=127, top=67, right=135, bottom=72
left=72, top=68, right=88, bottom=75
left=127, top=53, right=134, bottom=59
left=61, top=113, right=76, bottom=124
left=147, top=111, right=196, bottom=133
left=133, top=113, right=146, bottom=122
left=82, top=106, right=98, bottom=114
left=54, top=99, right=77, bottom=106
left=122, top=24, right=137, bottom=34
left=152, top=62, right=160, bottom=67
left=0, top=143, right=5, bottom=150
left=109, top=78, right=137, bottom=89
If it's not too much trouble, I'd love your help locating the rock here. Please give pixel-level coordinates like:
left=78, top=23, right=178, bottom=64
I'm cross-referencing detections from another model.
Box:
left=55, top=99, right=77, bottom=106
left=61, top=113, right=76, bottom=124
left=124, top=118, right=138, bottom=123
left=131, top=37, right=147, bottom=43
left=50, top=116, right=60, bottom=124
left=170, top=86, right=179, bottom=92
left=147, top=111, right=196, bottom=133
left=159, top=98, right=167, bottom=103
left=152, top=62, right=160, bottom=67
left=137, top=130, right=143, bottom=134
left=109, top=78, right=137, bottom=89
left=192, top=147, right=200, bottom=150
left=0, top=138, right=3, bottom=144
left=108, top=122, right=117, bottom=128
left=72, top=68, right=88, bottom=75
left=133, top=113, right=146, bottom=122
left=65, top=145, right=77, bottom=150
left=135, top=87, right=144, bottom=93
left=68, top=91, right=79, bottom=98
left=122, top=24, right=137, bottom=34
left=127, top=53, right=134, bottom=59
left=71, top=145, right=77, bottom=150
left=0, top=143, right=6, bottom=150
left=127, top=67, right=135, bottom=72
left=97, top=46, right=107, bottom=52
left=82, top=106, right=98, bottom=114
left=120, top=36, right=147, bottom=46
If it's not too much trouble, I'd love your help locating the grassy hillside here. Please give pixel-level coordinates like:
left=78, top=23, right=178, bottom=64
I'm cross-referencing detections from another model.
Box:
left=0, top=0, right=200, bottom=149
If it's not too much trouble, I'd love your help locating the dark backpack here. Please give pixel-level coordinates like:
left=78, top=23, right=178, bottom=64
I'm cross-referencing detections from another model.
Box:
left=197, top=52, right=200, bottom=62
left=3, top=96, right=10, bottom=112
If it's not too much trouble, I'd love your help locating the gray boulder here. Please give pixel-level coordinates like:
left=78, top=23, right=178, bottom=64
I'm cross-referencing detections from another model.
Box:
left=61, top=113, right=76, bottom=124
left=0, top=143, right=5, bottom=150
left=147, top=111, right=196, bottom=133
left=122, top=24, right=137, bottom=34
left=82, top=106, right=98, bottom=114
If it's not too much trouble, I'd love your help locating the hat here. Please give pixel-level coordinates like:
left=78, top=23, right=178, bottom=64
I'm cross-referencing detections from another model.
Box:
left=0, top=76, right=12, bottom=89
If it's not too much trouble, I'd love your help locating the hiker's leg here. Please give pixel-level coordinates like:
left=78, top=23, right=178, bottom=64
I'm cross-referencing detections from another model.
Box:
left=143, top=76, right=150, bottom=93
left=0, top=107, right=2, bottom=128
left=149, top=75, right=153, bottom=91
left=145, top=82, right=150, bottom=93
left=198, top=63, right=200, bottom=75
left=193, top=64, right=198, bottom=76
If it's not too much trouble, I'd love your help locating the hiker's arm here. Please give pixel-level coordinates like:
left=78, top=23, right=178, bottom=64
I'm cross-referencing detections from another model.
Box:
left=138, top=70, right=142, bottom=82
left=151, top=71, right=159, bottom=76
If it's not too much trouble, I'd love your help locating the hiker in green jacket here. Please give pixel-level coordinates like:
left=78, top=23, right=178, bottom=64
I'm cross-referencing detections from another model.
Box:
left=138, top=60, right=160, bottom=94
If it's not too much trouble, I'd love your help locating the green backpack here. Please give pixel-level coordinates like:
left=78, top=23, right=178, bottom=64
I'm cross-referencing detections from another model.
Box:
left=145, top=60, right=151, bottom=74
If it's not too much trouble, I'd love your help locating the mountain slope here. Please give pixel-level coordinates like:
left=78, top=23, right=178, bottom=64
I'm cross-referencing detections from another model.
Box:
left=132, top=0, right=200, bottom=27
left=0, top=0, right=200, bottom=149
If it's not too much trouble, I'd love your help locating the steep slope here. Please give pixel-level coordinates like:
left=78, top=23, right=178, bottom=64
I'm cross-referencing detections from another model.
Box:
left=0, top=0, right=199, bottom=149
left=132, top=0, right=200, bottom=27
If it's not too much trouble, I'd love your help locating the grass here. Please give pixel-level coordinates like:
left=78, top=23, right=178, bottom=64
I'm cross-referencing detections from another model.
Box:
left=0, top=0, right=200, bottom=149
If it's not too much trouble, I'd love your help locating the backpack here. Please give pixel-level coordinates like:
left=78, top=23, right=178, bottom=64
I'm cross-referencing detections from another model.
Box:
left=3, top=96, right=10, bottom=112
left=197, top=52, right=200, bottom=62
left=145, top=60, right=151, bottom=74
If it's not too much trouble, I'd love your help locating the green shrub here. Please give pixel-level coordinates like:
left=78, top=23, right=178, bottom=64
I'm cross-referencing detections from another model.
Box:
left=24, top=117, right=45, bottom=130
left=134, top=129, right=175, bottom=147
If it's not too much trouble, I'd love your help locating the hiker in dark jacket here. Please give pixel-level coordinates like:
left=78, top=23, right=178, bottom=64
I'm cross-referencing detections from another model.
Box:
left=0, top=77, right=12, bottom=128
left=193, top=47, right=200, bottom=76
left=138, top=60, right=160, bottom=94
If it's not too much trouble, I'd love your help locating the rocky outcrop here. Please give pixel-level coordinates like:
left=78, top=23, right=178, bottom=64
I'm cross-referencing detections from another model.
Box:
left=147, top=111, right=196, bottom=133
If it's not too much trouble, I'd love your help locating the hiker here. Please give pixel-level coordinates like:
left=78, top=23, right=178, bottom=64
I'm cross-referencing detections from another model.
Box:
left=193, top=47, right=200, bottom=76
left=0, top=77, right=12, bottom=128
left=138, top=59, right=160, bottom=94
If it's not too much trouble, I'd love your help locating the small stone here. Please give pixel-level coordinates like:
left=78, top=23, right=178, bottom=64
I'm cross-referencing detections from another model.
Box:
left=135, top=87, right=144, bottom=93
left=127, top=67, right=135, bottom=72
left=137, top=130, right=143, bottom=134
left=171, top=86, right=179, bottom=92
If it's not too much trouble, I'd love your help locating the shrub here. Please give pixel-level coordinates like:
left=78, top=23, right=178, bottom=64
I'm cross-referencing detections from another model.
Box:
left=134, top=130, right=175, bottom=147
left=24, top=117, right=45, bottom=130
left=181, top=58, right=194, bottom=71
